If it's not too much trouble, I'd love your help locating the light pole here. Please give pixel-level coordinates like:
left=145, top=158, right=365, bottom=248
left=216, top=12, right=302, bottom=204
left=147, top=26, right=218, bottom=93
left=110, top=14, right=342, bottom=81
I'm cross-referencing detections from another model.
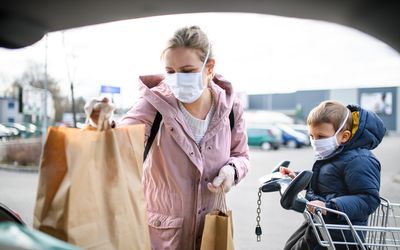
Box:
left=63, top=32, right=77, bottom=128
left=70, top=77, right=77, bottom=128
left=42, top=34, right=48, bottom=147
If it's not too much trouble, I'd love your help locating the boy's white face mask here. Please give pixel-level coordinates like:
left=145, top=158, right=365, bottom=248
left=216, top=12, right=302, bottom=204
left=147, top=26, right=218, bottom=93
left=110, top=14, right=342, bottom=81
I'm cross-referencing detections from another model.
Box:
left=165, top=45, right=211, bottom=104
left=310, top=109, right=350, bottom=160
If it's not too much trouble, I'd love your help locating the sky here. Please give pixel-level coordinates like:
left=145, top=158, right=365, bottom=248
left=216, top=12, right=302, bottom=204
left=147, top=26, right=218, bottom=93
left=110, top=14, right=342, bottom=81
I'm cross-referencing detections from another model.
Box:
left=1, top=12, right=400, bottom=108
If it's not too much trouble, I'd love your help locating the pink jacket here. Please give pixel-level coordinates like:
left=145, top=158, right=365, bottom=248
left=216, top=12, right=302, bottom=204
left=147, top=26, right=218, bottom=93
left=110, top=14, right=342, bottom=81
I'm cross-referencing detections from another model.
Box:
left=118, top=74, right=250, bottom=250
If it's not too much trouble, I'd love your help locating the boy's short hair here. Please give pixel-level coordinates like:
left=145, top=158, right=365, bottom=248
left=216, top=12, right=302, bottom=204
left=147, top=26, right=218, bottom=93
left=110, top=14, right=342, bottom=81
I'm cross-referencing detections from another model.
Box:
left=307, top=100, right=353, bottom=132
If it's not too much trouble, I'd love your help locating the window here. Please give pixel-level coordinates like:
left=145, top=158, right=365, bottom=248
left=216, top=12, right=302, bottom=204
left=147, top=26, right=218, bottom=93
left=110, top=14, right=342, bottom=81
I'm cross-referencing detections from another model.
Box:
left=8, top=117, right=15, bottom=122
left=8, top=101, right=15, bottom=109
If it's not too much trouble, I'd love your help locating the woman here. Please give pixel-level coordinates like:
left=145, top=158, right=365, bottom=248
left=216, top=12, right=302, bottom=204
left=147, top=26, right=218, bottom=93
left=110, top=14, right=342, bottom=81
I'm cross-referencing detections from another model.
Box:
left=89, top=26, right=250, bottom=249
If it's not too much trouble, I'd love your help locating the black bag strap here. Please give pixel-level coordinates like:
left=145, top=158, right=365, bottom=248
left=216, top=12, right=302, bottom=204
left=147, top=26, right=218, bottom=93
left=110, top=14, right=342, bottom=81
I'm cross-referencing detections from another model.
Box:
left=143, top=107, right=235, bottom=162
left=229, top=107, right=234, bottom=131
left=143, top=111, right=162, bottom=162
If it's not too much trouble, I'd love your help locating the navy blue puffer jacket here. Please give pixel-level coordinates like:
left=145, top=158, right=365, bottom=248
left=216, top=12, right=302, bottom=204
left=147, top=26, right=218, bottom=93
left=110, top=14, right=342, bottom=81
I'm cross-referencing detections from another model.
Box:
left=306, top=104, right=386, bottom=226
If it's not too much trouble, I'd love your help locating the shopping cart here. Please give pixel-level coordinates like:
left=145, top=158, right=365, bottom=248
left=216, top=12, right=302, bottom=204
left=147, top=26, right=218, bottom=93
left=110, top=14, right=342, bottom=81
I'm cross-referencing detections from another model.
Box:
left=366, top=197, right=400, bottom=248
left=255, top=161, right=400, bottom=249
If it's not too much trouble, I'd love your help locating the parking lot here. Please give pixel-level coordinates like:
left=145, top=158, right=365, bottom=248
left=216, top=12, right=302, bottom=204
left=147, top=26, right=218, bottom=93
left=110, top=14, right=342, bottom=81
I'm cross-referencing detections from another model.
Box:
left=0, top=134, right=399, bottom=249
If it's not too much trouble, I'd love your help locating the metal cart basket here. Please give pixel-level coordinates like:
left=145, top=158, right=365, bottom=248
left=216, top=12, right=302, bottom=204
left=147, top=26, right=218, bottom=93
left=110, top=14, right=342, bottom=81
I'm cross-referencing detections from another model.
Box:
left=256, top=161, right=400, bottom=250
left=307, top=197, right=400, bottom=249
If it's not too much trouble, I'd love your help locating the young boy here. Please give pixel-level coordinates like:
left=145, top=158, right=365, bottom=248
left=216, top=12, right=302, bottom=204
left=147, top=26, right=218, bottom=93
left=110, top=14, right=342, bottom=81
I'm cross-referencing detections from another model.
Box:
left=282, top=100, right=386, bottom=250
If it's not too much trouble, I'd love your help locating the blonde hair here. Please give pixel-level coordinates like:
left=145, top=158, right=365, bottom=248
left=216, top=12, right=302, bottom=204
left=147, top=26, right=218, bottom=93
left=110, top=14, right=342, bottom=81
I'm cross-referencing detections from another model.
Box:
left=161, top=26, right=213, bottom=62
left=307, top=100, right=353, bottom=132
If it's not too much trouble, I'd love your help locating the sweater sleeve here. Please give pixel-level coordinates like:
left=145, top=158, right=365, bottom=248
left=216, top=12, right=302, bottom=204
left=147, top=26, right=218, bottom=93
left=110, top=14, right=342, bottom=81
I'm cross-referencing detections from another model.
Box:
left=326, top=155, right=381, bottom=221
left=228, top=98, right=250, bottom=184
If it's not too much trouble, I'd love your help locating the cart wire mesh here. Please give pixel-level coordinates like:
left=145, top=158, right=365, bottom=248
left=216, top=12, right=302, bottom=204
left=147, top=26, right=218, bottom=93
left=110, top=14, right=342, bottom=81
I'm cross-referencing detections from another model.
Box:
left=306, top=197, right=400, bottom=250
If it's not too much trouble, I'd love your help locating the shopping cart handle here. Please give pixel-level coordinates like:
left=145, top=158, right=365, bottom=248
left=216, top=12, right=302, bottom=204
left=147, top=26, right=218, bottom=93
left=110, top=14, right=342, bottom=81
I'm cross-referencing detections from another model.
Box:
left=260, top=177, right=291, bottom=193
left=290, top=197, right=308, bottom=213
left=271, top=160, right=290, bottom=173
left=280, top=170, right=313, bottom=213
left=259, top=160, right=292, bottom=192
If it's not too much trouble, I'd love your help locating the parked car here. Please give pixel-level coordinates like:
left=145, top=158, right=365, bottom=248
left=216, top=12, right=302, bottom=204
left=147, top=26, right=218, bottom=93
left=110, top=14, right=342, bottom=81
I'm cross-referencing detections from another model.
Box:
left=277, top=124, right=309, bottom=148
left=2, top=123, right=34, bottom=138
left=0, top=124, right=13, bottom=139
left=247, top=126, right=282, bottom=150
left=22, top=122, right=41, bottom=136
left=288, top=124, right=311, bottom=146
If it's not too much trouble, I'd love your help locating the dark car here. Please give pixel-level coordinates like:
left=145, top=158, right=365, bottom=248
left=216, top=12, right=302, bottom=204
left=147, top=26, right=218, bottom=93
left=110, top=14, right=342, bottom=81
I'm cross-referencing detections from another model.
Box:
left=0, top=1, right=399, bottom=250
left=1, top=1, right=399, bottom=52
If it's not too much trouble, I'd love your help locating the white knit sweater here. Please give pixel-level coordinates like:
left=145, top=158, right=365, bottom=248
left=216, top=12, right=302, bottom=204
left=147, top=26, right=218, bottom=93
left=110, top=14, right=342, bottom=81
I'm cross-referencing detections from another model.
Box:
left=179, top=101, right=215, bottom=144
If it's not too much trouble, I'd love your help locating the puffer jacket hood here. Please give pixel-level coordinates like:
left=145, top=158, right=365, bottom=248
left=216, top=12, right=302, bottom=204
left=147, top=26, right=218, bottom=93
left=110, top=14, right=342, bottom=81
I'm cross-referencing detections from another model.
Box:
left=344, top=104, right=386, bottom=151
left=323, top=104, right=386, bottom=160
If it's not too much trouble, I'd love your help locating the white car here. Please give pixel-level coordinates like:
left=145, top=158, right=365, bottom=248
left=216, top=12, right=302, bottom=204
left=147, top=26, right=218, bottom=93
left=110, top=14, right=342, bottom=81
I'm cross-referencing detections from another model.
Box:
left=0, top=124, right=12, bottom=139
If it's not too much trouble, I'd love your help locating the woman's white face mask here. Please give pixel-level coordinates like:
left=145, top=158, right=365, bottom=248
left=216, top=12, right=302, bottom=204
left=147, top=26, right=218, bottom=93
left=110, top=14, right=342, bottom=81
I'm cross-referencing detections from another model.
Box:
left=165, top=46, right=211, bottom=104
left=310, top=109, right=350, bottom=160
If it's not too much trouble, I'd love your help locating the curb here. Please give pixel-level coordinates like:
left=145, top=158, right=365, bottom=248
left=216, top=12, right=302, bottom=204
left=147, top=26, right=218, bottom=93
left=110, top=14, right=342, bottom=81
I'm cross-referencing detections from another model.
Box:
left=0, top=164, right=39, bottom=173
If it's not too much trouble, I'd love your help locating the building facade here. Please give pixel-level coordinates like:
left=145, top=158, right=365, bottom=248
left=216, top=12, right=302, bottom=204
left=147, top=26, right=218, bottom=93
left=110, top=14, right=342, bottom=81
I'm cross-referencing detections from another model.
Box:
left=248, top=86, right=399, bottom=132
left=0, top=85, right=55, bottom=125
left=0, top=97, right=24, bottom=123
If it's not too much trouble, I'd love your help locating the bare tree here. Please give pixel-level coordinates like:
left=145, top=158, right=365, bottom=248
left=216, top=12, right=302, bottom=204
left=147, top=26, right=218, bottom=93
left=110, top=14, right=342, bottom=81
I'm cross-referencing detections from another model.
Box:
left=11, top=63, right=67, bottom=122
left=64, top=96, right=86, bottom=113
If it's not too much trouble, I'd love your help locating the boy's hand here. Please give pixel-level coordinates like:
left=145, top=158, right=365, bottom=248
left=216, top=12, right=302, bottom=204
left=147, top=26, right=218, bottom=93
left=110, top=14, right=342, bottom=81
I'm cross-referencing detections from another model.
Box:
left=279, top=167, right=297, bottom=179
left=307, top=200, right=327, bottom=215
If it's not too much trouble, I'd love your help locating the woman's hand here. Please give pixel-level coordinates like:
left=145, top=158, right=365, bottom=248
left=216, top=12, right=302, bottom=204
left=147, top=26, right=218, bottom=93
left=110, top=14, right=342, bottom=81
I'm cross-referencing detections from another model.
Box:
left=84, top=97, right=115, bottom=126
left=307, top=200, right=327, bottom=215
left=279, top=167, right=297, bottom=179
left=207, top=165, right=235, bottom=193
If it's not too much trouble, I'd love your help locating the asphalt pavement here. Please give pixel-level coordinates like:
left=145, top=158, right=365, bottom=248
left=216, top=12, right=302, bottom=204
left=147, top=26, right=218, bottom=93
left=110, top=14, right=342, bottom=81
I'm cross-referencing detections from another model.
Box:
left=0, top=134, right=399, bottom=249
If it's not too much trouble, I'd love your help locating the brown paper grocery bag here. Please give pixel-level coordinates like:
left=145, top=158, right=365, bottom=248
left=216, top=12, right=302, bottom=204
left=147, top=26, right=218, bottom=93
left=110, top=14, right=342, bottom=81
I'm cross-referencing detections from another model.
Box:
left=200, top=190, right=234, bottom=250
left=33, top=124, right=151, bottom=250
